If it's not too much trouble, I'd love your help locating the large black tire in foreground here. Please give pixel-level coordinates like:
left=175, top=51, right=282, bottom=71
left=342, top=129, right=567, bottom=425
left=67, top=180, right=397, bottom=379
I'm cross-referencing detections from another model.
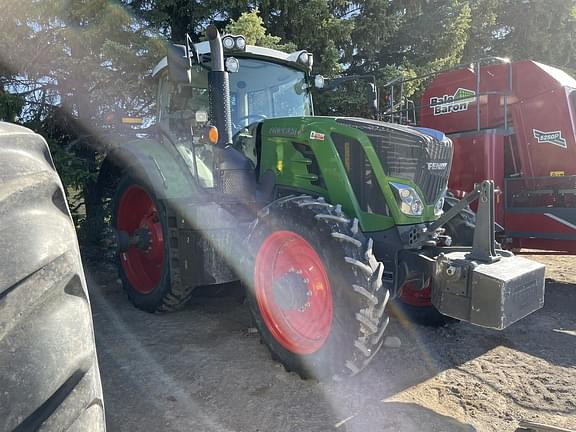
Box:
left=395, top=195, right=474, bottom=327
left=112, top=174, right=193, bottom=312
left=0, top=123, right=105, bottom=431
left=246, top=195, right=390, bottom=381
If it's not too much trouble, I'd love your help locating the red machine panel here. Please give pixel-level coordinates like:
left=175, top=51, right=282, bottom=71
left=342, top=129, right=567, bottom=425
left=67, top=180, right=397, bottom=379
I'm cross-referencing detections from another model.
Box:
left=421, top=64, right=509, bottom=133
left=419, top=60, right=576, bottom=253
left=448, top=131, right=506, bottom=225
left=422, top=61, right=576, bottom=177
left=514, top=86, right=576, bottom=178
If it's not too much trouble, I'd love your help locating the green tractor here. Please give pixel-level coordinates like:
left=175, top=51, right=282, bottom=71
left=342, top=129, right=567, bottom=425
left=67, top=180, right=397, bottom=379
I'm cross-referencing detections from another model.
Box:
left=97, top=26, right=546, bottom=381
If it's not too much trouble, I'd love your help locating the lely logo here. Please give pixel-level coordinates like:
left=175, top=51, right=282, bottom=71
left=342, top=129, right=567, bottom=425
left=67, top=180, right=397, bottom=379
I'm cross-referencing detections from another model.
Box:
left=430, top=88, right=475, bottom=116
left=533, top=129, right=567, bottom=149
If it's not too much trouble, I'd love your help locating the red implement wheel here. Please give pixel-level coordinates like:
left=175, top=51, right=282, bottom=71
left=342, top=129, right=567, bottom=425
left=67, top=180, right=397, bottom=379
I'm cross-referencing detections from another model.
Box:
left=112, top=175, right=193, bottom=312
left=246, top=196, right=390, bottom=381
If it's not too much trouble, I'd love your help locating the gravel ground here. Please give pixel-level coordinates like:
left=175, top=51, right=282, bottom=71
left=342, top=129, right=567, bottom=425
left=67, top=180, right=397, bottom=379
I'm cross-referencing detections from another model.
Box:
left=87, top=253, right=576, bottom=432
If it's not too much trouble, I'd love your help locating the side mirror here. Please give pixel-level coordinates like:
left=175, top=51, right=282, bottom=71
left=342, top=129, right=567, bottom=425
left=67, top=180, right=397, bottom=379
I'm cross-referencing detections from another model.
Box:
left=314, top=75, right=325, bottom=89
left=167, top=45, right=191, bottom=83
left=368, top=83, right=378, bottom=112
left=167, top=34, right=199, bottom=84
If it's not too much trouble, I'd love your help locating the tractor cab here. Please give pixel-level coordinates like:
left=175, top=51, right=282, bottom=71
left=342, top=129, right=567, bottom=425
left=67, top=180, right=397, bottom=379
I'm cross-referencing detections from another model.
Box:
left=152, top=36, right=316, bottom=190
left=153, top=39, right=314, bottom=131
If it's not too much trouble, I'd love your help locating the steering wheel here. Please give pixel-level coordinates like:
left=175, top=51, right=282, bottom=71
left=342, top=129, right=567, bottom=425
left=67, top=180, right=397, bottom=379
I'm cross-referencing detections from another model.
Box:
left=235, top=114, right=268, bottom=125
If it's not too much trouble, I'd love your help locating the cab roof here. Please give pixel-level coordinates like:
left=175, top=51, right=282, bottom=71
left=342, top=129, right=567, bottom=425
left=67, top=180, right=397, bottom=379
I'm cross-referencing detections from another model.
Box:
left=152, top=41, right=310, bottom=78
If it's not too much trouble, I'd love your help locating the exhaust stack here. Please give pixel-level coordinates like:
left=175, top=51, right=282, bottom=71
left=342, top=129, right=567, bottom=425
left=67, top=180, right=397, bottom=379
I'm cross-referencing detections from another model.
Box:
left=207, top=25, right=232, bottom=147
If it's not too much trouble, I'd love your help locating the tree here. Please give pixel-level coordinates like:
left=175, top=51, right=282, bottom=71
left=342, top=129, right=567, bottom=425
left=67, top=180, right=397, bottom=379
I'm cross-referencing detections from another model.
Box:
left=225, top=9, right=295, bottom=51
left=258, top=0, right=354, bottom=76
left=127, top=1, right=354, bottom=75
left=350, top=1, right=471, bottom=83
left=463, top=0, right=576, bottom=75
left=319, top=0, right=472, bottom=117
left=0, top=0, right=162, bottom=237
left=124, top=0, right=250, bottom=42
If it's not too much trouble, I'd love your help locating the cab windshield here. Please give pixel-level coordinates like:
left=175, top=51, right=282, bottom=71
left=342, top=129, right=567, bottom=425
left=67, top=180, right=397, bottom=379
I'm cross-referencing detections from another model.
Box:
left=230, top=58, right=312, bottom=131
left=159, top=58, right=312, bottom=135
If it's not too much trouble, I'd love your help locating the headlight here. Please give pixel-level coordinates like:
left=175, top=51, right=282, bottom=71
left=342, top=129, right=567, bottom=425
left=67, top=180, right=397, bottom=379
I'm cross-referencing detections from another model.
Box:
left=390, top=182, right=424, bottom=216
left=434, top=195, right=445, bottom=216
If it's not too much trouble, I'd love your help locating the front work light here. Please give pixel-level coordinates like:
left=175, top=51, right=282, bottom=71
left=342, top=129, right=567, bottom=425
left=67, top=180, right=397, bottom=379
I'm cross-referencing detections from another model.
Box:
left=298, top=52, right=309, bottom=64
left=225, top=56, right=240, bottom=73
left=222, top=35, right=247, bottom=51
left=235, top=36, right=246, bottom=50
left=390, top=182, right=424, bottom=216
left=297, top=51, right=313, bottom=68
left=222, top=36, right=235, bottom=50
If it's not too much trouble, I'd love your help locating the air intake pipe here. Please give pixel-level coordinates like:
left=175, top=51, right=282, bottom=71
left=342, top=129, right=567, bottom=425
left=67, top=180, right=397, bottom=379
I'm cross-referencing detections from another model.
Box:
left=207, top=25, right=233, bottom=147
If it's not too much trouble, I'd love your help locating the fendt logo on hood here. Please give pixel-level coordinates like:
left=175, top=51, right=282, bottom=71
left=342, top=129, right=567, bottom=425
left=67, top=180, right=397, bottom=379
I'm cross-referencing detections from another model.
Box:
left=533, top=129, right=567, bottom=149
left=427, top=162, right=448, bottom=171
left=430, top=88, right=476, bottom=116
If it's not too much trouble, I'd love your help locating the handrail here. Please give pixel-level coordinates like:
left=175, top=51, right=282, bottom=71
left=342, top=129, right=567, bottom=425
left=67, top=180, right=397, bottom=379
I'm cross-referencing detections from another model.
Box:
left=381, top=56, right=514, bottom=131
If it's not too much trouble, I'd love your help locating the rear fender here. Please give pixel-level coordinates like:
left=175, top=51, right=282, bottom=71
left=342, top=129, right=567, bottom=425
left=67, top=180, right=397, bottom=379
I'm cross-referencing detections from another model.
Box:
left=97, top=137, right=197, bottom=200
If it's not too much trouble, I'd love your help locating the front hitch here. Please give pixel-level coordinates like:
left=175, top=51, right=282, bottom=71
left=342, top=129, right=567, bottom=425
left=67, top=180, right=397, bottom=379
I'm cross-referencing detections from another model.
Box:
left=430, top=180, right=546, bottom=330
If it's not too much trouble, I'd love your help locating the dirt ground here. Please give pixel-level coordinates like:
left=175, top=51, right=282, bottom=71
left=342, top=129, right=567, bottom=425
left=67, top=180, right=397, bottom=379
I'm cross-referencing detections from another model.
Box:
left=86, top=252, right=576, bottom=432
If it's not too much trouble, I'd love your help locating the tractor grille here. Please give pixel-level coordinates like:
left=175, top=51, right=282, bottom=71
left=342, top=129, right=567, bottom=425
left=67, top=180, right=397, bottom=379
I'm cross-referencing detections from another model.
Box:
left=337, top=118, right=452, bottom=204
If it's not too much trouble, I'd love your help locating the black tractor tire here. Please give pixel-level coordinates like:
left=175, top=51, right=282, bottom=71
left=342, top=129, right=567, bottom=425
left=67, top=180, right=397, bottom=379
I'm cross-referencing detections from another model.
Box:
left=443, top=194, right=476, bottom=246
left=394, top=194, right=474, bottom=327
left=245, top=195, right=390, bottom=381
left=0, top=123, right=105, bottom=431
left=112, top=174, right=194, bottom=312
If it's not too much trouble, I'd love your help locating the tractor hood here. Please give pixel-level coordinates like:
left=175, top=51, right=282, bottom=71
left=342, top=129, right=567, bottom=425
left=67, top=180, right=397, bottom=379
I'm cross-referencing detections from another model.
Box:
left=255, top=116, right=453, bottom=231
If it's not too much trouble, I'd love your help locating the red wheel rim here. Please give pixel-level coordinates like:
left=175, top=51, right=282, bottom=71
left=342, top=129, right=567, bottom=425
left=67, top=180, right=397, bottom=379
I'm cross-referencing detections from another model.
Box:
left=254, top=231, right=333, bottom=355
left=399, top=282, right=433, bottom=307
left=116, top=185, right=164, bottom=294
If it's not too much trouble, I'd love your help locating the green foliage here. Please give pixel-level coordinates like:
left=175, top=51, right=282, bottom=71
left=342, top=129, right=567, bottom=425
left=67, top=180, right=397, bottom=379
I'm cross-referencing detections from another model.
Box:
left=0, top=91, right=23, bottom=122
left=0, top=0, right=164, bottom=240
left=125, top=0, right=250, bottom=41
left=258, top=0, right=354, bottom=76
left=463, top=0, right=576, bottom=76
left=225, top=10, right=295, bottom=51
